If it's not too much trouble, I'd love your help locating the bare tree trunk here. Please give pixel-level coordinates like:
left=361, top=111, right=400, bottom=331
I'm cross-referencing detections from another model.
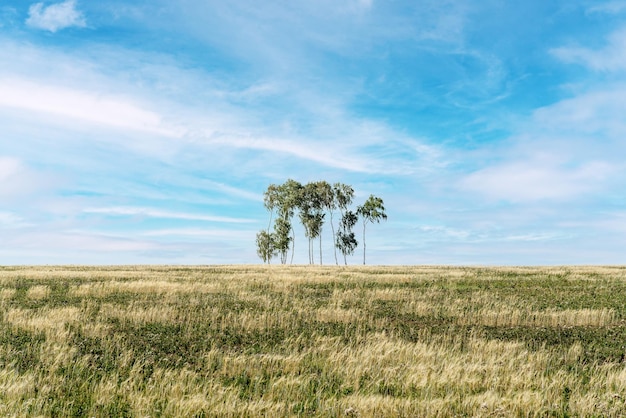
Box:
left=267, top=210, right=273, bottom=234
left=330, top=211, right=338, bottom=265
left=362, top=222, right=367, bottom=265
left=319, top=233, right=323, bottom=265
left=290, top=229, right=296, bottom=264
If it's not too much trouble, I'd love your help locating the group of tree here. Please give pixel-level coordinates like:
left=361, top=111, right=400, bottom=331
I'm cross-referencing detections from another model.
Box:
left=256, top=180, right=387, bottom=265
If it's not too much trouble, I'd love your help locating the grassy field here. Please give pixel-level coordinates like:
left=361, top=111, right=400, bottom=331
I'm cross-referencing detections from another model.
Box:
left=1, top=265, right=626, bottom=416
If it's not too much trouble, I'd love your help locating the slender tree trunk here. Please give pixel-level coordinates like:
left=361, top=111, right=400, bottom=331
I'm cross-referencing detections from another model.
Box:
left=319, top=233, right=323, bottom=265
left=330, top=211, right=338, bottom=265
left=290, top=229, right=296, bottom=264
left=362, top=222, right=367, bottom=265
left=267, top=210, right=273, bottom=234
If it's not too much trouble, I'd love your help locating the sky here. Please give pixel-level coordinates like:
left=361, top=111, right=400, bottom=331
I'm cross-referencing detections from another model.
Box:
left=1, top=0, right=626, bottom=265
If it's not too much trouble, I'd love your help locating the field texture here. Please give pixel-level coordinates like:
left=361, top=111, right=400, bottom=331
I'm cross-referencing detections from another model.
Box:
left=1, top=265, right=626, bottom=416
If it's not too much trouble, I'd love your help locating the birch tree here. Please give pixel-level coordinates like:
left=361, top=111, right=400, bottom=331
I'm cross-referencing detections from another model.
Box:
left=273, top=216, right=292, bottom=264
left=281, top=179, right=303, bottom=264
left=256, top=230, right=275, bottom=264
left=263, top=184, right=280, bottom=233
left=298, top=184, right=316, bottom=264
left=336, top=210, right=358, bottom=265
left=315, top=181, right=334, bottom=265
left=357, top=195, right=387, bottom=265
left=333, top=183, right=354, bottom=265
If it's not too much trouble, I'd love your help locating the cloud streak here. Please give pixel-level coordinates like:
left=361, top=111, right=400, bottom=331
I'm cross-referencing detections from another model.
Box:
left=460, top=159, right=615, bottom=202
left=0, top=78, right=182, bottom=137
left=83, top=207, right=256, bottom=224
left=26, top=0, right=86, bottom=32
left=552, top=28, right=626, bottom=72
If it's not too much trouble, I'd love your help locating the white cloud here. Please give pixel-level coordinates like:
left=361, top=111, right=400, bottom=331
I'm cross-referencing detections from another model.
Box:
left=587, top=1, right=626, bottom=15
left=10, top=230, right=158, bottom=253
left=0, top=212, right=31, bottom=228
left=594, top=212, right=626, bottom=233
left=26, top=0, right=86, bottom=32
left=532, top=87, right=626, bottom=138
left=0, top=78, right=182, bottom=137
left=207, top=134, right=378, bottom=173
left=358, top=0, right=373, bottom=10
left=0, top=6, right=18, bottom=28
left=418, top=225, right=471, bottom=240
left=0, top=156, right=20, bottom=182
left=458, top=30, right=626, bottom=205
left=0, top=156, right=52, bottom=199
left=83, top=206, right=255, bottom=224
left=460, top=158, right=615, bottom=203
left=416, top=223, right=569, bottom=244
left=502, top=233, right=567, bottom=242
left=142, top=228, right=253, bottom=240
left=552, top=27, right=626, bottom=72
left=0, top=37, right=440, bottom=175
left=199, top=180, right=262, bottom=202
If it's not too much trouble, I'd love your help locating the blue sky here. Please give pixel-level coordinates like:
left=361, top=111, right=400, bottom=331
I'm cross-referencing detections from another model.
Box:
left=1, top=0, right=625, bottom=265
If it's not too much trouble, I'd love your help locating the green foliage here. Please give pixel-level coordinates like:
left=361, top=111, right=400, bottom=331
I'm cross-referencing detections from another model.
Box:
left=331, top=183, right=354, bottom=265
left=357, top=194, right=387, bottom=265
left=357, top=194, right=388, bottom=225
left=298, top=182, right=328, bottom=264
left=261, top=180, right=381, bottom=265
left=255, top=230, right=274, bottom=264
left=333, top=183, right=354, bottom=211
left=272, top=217, right=292, bottom=264
left=336, top=210, right=358, bottom=265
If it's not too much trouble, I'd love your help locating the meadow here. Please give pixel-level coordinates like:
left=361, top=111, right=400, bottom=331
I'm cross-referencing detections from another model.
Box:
left=1, top=265, right=626, bottom=417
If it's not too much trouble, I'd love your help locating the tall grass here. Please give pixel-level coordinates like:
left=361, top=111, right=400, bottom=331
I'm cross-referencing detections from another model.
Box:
left=1, top=265, right=626, bottom=416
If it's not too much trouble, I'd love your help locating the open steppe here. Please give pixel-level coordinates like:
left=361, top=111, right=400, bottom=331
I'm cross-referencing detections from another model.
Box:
left=1, top=265, right=626, bottom=416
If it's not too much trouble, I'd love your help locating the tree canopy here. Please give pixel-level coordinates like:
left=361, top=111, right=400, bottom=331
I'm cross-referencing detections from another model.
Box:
left=256, top=180, right=386, bottom=265
left=357, top=195, right=388, bottom=265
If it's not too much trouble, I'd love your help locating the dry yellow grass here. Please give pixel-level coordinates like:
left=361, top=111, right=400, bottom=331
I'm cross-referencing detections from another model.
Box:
left=1, top=265, right=626, bottom=416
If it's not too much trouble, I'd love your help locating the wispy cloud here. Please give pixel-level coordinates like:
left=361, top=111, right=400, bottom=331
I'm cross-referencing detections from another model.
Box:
left=141, top=228, right=254, bottom=240
left=502, top=233, right=569, bottom=242
left=460, top=158, right=615, bottom=203
left=0, top=78, right=182, bottom=137
left=416, top=223, right=571, bottom=244
left=26, top=0, right=86, bottom=32
left=83, top=207, right=256, bottom=224
left=0, top=156, right=55, bottom=200
left=0, top=6, right=18, bottom=28
left=552, top=27, right=626, bottom=72
left=587, top=1, right=626, bottom=15
left=8, top=230, right=158, bottom=253
left=417, top=225, right=471, bottom=240
left=198, top=180, right=261, bottom=202
left=458, top=22, right=626, bottom=205
left=0, top=35, right=442, bottom=177
left=0, top=212, right=31, bottom=228
left=205, top=134, right=392, bottom=174
left=0, top=156, right=20, bottom=182
left=532, top=87, right=626, bottom=138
